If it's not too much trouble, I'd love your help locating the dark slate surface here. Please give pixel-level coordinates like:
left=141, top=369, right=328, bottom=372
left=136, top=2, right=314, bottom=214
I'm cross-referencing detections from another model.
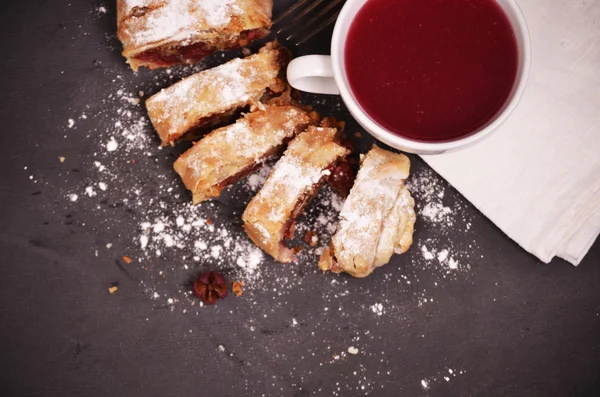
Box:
left=0, top=1, right=599, bottom=396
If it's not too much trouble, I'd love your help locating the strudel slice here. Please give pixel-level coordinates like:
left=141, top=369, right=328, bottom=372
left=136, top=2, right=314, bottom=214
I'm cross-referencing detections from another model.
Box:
left=146, top=42, right=286, bottom=146
left=319, top=146, right=416, bottom=278
left=243, top=126, right=350, bottom=263
left=117, top=0, right=273, bottom=70
left=174, top=104, right=315, bottom=204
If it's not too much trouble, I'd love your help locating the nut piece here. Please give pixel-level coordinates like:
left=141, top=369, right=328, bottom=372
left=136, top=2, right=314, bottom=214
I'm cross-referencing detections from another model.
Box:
left=232, top=281, right=244, bottom=297
left=193, top=271, right=228, bottom=305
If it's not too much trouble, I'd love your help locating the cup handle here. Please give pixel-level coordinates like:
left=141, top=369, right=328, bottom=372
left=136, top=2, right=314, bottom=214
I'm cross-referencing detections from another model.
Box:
left=286, top=55, right=340, bottom=95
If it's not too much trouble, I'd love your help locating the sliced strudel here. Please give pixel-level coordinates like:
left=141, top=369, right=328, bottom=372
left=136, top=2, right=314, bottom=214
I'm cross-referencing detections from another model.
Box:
left=319, top=146, right=416, bottom=278
left=117, top=0, right=273, bottom=70
left=243, top=126, right=350, bottom=263
left=146, top=42, right=286, bottom=146
left=174, top=104, right=316, bottom=204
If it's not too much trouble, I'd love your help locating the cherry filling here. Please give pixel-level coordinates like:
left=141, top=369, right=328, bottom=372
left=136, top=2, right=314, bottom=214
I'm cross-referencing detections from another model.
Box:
left=327, top=159, right=357, bottom=197
left=134, top=29, right=268, bottom=67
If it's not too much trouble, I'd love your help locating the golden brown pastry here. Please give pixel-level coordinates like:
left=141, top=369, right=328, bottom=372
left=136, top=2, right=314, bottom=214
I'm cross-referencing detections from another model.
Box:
left=243, top=126, right=350, bottom=263
left=173, top=104, right=315, bottom=204
left=145, top=42, right=286, bottom=146
left=117, top=0, right=273, bottom=70
left=319, top=146, right=416, bottom=278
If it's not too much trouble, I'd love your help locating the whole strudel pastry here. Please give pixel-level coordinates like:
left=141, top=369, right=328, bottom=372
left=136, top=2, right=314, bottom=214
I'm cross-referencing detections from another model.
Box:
left=146, top=42, right=286, bottom=146
left=117, top=0, right=273, bottom=70
left=174, top=104, right=316, bottom=204
left=243, top=126, right=350, bottom=263
left=319, top=146, right=416, bottom=278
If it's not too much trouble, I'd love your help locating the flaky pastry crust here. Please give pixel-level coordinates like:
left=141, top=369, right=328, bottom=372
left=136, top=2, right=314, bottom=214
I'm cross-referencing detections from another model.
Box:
left=319, top=146, right=416, bottom=278
left=117, top=0, right=272, bottom=70
left=243, top=126, right=350, bottom=263
left=146, top=42, right=286, bottom=146
left=174, top=104, right=315, bottom=204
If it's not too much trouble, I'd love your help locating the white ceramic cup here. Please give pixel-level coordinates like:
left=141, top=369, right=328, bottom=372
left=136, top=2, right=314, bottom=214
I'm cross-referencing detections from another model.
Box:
left=287, top=0, right=531, bottom=155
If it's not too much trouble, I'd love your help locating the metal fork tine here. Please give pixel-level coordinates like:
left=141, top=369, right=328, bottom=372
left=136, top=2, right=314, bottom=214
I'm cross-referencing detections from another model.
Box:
left=277, top=0, right=328, bottom=34
left=285, top=0, right=343, bottom=37
left=271, top=0, right=314, bottom=25
left=294, top=9, right=341, bottom=46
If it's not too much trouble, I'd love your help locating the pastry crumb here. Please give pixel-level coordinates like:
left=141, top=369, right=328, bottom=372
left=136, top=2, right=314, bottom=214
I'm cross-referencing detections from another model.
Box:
left=303, top=231, right=319, bottom=247
left=232, top=281, right=244, bottom=297
left=108, top=286, right=118, bottom=294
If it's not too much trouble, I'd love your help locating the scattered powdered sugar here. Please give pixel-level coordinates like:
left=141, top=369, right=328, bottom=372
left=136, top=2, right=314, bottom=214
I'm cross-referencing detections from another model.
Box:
left=85, top=186, right=96, bottom=197
left=406, top=166, right=478, bottom=279
left=421, top=245, right=435, bottom=260
left=370, top=303, right=384, bottom=316
left=437, top=248, right=449, bottom=262
left=448, top=257, right=459, bottom=269
left=106, top=137, right=119, bottom=152
left=421, top=201, right=454, bottom=225
left=408, top=167, right=459, bottom=230
left=420, top=368, right=466, bottom=391
left=135, top=200, right=270, bottom=288
left=246, top=164, right=272, bottom=191
left=419, top=239, right=466, bottom=273
left=43, top=9, right=488, bottom=392
left=58, top=54, right=479, bottom=315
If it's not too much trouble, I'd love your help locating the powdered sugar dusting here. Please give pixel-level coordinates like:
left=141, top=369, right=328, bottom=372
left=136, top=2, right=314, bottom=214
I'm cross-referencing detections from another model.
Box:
left=122, top=0, right=254, bottom=48
left=370, top=303, right=384, bottom=316
left=199, top=0, right=241, bottom=28
left=247, top=164, right=272, bottom=191
left=255, top=157, right=330, bottom=224
left=146, top=49, right=279, bottom=140
left=39, top=8, right=493, bottom=394
left=178, top=106, right=309, bottom=193
left=332, top=149, right=410, bottom=272
left=106, top=137, right=119, bottom=152
left=125, top=0, right=197, bottom=46
left=422, top=202, right=453, bottom=225
left=57, top=57, right=480, bottom=312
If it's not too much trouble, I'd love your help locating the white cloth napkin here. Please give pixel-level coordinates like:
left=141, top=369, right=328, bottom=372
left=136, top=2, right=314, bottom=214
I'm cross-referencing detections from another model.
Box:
left=422, top=0, right=600, bottom=265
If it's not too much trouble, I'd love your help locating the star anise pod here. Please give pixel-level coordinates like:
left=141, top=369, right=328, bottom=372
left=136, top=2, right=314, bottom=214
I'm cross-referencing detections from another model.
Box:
left=193, top=271, right=228, bottom=305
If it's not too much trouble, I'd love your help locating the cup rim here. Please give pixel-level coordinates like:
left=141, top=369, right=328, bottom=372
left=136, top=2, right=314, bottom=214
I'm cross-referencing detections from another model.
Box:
left=330, top=0, right=532, bottom=154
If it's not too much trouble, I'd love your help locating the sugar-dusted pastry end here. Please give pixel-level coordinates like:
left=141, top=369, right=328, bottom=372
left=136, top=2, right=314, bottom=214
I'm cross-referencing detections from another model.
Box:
left=318, top=145, right=416, bottom=278
left=146, top=41, right=287, bottom=146
left=243, top=126, right=351, bottom=263
left=117, top=0, right=273, bottom=71
left=174, top=104, right=317, bottom=204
